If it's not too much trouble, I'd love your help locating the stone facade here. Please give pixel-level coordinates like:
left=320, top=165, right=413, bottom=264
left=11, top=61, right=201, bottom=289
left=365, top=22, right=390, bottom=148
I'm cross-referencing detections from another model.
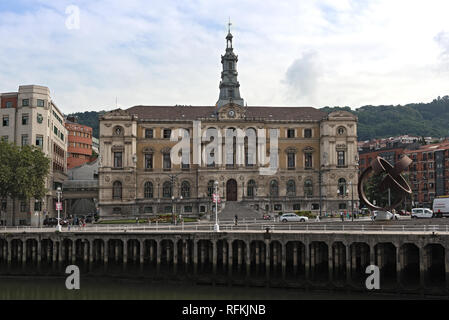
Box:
left=98, top=31, right=358, bottom=219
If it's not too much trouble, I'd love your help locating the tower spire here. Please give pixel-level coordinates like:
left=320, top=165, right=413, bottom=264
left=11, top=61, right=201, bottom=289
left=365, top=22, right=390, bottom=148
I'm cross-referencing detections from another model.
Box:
left=216, top=20, right=244, bottom=109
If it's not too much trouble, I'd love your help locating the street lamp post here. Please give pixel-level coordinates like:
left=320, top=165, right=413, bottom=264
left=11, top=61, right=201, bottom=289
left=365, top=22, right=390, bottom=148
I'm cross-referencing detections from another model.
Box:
left=56, top=187, right=62, bottom=232
left=214, top=181, right=220, bottom=232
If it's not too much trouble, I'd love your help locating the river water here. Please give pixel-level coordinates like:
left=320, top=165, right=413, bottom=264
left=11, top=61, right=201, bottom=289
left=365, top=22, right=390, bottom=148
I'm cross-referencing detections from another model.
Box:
left=0, top=276, right=422, bottom=300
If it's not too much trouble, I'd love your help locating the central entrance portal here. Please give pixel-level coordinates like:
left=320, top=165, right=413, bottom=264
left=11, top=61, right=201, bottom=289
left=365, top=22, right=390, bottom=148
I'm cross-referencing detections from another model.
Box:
left=226, top=179, right=237, bottom=201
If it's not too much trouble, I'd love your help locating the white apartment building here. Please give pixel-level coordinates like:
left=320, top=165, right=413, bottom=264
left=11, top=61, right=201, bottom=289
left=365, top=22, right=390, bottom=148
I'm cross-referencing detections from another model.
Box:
left=0, top=85, right=68, bottom=226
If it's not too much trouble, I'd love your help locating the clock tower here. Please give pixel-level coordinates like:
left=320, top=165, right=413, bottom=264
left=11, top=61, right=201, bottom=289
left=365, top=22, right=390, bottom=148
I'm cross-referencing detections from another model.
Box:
left=216, top=20, right=244, bottom=109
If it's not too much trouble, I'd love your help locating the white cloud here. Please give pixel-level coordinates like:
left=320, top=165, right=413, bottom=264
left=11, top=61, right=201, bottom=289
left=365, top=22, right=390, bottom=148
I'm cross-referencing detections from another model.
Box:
left=0, top=0, right=449, bottom=113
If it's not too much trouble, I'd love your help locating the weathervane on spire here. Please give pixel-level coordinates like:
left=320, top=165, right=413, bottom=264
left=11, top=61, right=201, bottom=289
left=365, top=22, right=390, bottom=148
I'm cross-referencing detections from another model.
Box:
left=228, top=17, right=232, bottom=33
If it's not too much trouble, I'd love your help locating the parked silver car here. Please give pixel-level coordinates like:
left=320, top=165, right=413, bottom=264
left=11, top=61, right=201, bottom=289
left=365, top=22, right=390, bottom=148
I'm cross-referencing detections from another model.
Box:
left=280, top=213, right=309, bottom=222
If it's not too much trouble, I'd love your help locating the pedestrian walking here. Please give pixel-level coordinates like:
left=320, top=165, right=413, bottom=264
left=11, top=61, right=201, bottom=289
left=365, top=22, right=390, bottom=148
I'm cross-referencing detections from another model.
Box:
left=315, top=214, right=320, bottom=222
left=340, top=211, right=344, bottom=222
left=234, top=214, right=238, bottom=226
left=135, top=217, right=139, bottom=224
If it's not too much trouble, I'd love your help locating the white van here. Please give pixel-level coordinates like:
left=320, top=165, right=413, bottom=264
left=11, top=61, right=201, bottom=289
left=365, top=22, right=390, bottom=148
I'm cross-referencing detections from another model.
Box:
left=432, top=198, right=449, bottom=217
left=411, top=208, right=433, bottom=219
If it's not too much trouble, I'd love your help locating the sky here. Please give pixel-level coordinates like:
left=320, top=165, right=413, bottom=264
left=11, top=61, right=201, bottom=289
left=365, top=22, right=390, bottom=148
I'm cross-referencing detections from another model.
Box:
left=1, top=0, right=449, bottom=114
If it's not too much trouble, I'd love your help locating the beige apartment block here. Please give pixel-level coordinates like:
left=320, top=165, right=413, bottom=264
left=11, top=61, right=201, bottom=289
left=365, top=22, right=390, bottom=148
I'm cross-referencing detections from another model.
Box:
left=0, top=85, right=68, bottom=226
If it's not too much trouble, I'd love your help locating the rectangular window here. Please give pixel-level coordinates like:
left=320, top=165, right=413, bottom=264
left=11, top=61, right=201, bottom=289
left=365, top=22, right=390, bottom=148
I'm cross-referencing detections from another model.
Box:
left=36, top=135, right=43, bottom=148
left=287, top=129, right=295, bottom=138
left=305, top=153, right=312, bottom=168
left=274, top=204, right=282, bottom=211
left=2, top=115, right=9, bottom=127
left=54, top=126, right=58, bottom=135
left=184, top=206, right=193, bottom=213
left=288, top=153, right=295, bottom=169
left=22, top=114, right=29, bottom=125
left=337, top=151, right=346, bottom=166
left=22, top=99, right=29, bottom=107
left=1, top=200, right=6, bottom=210
left=20, top=201, right=27, bottom=212
left=293, top=203, right=301, bottom=211
left=144, top=206, right=153, bottom=213
left=145, top=129, right=154, bottom=138
left=21, top=134, right=28, bottom=146
left=1, top=136, right=8, bottom=142
left=6, top=102, right=12, bottom=108
left=34, top=201, right=42, bottom=211
left=145, top=153, right=153, bottom=169
left=163, top=153, right=171, bottom=169
left=163, top=129, right=171, bottom=139
left=37, top=99, right=45, bottom=107
left=114, top=152, right=123, bottom=168
left=304, top=129, right=312, bottom=138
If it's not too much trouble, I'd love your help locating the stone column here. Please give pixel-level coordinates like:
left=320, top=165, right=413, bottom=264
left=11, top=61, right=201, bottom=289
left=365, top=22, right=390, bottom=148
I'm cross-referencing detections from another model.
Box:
left=228, top=240, right=233, bottom=278
left=89, top=240, right=94, bottom=267
left=345, top=243, right=351, bottom=283
left=22, top=240, right=27, bottom=265
left=53, top=241, right=57, bottom=265
left=304, top=241, right=309, bottom=281
left=310, top=243, right=315, bottom=279
left=212, top=240, right=217, bottom=275
left=83, top=241, right=88, bottom=264
left=351, top=245, right=356, bottom=273
left=115, top=241, right=119, bottom=263
left=246, top=241, right=251, bottom=277
left=71, top=239, right=76, bottom=264
left=149, top=241, right=154, bottom=264
left=123, top=239, right=128, bottom=267
left=104, top=240, right=109, bottom=266
left=369, top=243, right=375, bottom=266
left=133, top=241, right=138, bottom=263
left=139, top=240, right=145, bottom=265
left=37, top=240, right=42, bottom=265
left=237, top=242, right=242, bottom=273
left=173, top=240, right=178, bottom=274
left=419, top=245, right=426, bottom=289
left=184, top=240, right=189, bottom=272
left=156, top=240, right=161, bottom=274
left=328, top=244, right=333, bottom=284
left=255, top=242, right=260, bottom=275
left=281, top=242, right=286, bottom=280
left=200, top=241, right=205, bottom=270
left=222, top=241, right=227, bottom=273
left=396, top=243, right=402, bottom=287
left=193, top=240, right=198, bottom=275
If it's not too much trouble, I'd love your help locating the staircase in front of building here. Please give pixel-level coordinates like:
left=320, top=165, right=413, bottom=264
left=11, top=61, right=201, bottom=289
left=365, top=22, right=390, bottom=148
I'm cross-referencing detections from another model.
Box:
left=218, top=201, right=261, bottom=222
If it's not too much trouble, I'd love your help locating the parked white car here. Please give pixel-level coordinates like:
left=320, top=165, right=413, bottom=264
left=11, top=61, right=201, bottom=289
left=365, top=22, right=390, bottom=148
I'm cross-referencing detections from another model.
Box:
left=280, top=213, right=309, bottom=222
left=373, top=211, right=399, bottom=221
left=411, top=208, right=433, bottom=219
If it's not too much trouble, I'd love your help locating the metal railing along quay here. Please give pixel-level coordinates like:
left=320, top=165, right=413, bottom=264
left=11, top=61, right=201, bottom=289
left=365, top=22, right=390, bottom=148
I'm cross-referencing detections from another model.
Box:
left=1, top=222, right=449, bottom=233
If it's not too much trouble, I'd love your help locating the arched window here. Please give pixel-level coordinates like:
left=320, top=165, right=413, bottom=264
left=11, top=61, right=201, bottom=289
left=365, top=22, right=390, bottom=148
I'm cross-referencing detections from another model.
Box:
left=338, top=178, right=347, bottom=196
left=247, top=179, right=256, bottom=197
left=269, top=180, right=279, bottom=197
left=207, top=180, right=215, bottom=197
left=144, top=181, right=153, bottom=199
left=113, top=181, right=122, bottom=200
left=162, top=181, right=172, bottom=198
left=287, top=180, right=296, bottom=196
left=181, top=181, right=191, bottom=198
left=304, top=179, right=313, bottom=197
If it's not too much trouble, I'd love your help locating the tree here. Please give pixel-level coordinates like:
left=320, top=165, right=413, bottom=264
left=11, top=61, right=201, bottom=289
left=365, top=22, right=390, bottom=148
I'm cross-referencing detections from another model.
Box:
left=0, top=141, right=50, bottom=225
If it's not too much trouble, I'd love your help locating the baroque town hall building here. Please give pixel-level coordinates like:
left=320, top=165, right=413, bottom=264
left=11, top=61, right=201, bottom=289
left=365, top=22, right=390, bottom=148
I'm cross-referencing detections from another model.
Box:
left=98, top=29, right=358, bottom=218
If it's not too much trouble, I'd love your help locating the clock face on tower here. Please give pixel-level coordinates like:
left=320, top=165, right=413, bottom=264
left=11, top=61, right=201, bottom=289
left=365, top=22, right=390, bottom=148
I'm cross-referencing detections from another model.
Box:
left=228, top=110, right=235, bottom=118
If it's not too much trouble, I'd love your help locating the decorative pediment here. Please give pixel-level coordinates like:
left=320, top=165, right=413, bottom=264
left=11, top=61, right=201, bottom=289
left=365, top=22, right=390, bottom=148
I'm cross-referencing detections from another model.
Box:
left=111, top=145, right=124, bottom=152
left=285, top=147, right=298, bottom=154
left=303, top=146, right=315, bottom=153
left=143, top=147, right=155, bottom=154
left=160, top=147, right=171, bottom=154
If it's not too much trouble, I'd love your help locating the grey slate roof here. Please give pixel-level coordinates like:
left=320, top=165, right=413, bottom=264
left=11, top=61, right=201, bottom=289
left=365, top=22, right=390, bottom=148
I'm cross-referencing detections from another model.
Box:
left=126, top=105, right=327, bottom=121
